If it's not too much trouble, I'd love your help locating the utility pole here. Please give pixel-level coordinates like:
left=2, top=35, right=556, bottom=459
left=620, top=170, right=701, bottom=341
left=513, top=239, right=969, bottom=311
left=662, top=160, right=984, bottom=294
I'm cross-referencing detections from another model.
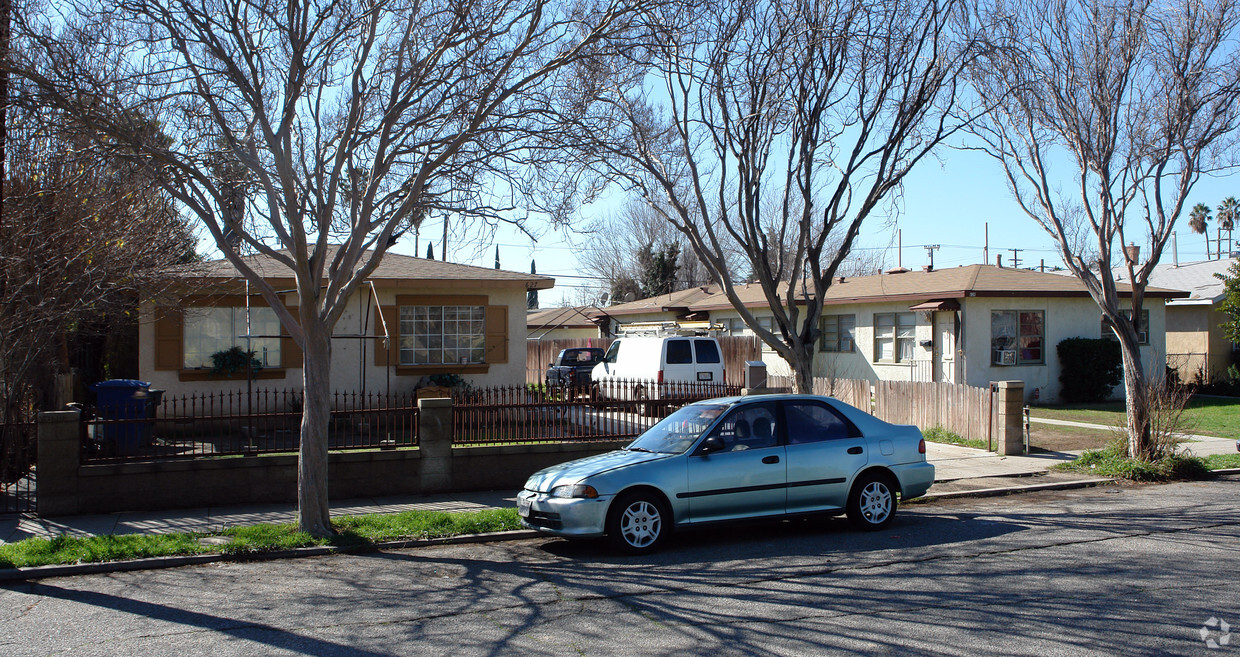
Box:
left=923, top=244, right=940, bottom=269
left=1008, top=248, right=1023, bottom=269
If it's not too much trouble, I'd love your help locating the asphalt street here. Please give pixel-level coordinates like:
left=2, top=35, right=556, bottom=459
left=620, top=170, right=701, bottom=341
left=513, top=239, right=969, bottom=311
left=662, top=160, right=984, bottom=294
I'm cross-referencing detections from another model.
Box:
left=4, top=477, right=1239, bottom=656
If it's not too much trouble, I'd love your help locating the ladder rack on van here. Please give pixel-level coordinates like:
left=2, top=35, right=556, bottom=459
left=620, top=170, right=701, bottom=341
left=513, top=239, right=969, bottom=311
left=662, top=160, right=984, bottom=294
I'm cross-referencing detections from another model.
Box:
left=616, top=321, right=724, bottom=336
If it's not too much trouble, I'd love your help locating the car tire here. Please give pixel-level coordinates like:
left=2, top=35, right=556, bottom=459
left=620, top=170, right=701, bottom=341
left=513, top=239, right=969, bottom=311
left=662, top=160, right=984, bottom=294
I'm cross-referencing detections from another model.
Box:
left=606, top=491, right=669, bottom=555
left=846, top=471, right=898, bottom=531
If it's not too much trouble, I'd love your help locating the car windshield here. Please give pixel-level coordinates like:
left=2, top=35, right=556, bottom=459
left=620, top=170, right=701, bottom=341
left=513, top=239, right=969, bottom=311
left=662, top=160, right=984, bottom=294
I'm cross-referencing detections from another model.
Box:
left=626, top=403, right=729, bottom=454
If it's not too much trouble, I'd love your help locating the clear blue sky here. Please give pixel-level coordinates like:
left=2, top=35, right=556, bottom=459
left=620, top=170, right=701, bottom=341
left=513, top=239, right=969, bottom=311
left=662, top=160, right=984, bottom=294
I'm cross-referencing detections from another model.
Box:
left=390, top=146, right=1240, bottom=307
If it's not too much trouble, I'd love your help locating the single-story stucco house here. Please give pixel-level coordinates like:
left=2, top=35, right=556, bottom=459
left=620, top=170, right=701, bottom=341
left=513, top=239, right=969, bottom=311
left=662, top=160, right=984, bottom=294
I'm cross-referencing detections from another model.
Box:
left=590, top=264, right=1188, bottom=402
left=1114, top=258, right=1238, bottom=384
left=139, top=248, right=554, bottom=398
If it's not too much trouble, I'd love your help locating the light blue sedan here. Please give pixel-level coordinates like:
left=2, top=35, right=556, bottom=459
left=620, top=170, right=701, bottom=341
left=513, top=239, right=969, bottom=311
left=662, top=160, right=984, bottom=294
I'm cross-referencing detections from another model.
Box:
left=517, top=394, right=934, bottom=553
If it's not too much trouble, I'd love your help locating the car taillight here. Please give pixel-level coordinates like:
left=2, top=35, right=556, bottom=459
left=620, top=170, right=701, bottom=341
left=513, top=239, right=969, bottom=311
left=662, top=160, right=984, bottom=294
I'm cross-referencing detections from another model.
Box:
left=918, top=438, right=926, bottom=454
left=657, top=369, right=663, bottom=384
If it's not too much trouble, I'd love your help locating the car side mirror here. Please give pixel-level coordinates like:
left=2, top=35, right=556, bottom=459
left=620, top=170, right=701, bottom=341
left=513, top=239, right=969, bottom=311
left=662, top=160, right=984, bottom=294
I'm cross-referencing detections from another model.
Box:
left=697, top=436, right=725, bottom=456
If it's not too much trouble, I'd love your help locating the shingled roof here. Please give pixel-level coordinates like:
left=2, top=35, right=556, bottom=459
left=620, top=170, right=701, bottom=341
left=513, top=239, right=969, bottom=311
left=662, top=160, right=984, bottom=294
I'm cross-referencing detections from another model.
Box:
left=593, top=264, right=1186, bottom=316
left=168, top=246, right=555, bottom=289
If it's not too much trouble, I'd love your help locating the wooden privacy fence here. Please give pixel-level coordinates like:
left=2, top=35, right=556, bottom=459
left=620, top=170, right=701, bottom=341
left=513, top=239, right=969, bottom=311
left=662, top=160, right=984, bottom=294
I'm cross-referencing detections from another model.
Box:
left=872, top=380, right=996, bottom=443
left=812, top=377, right=873, bottom=412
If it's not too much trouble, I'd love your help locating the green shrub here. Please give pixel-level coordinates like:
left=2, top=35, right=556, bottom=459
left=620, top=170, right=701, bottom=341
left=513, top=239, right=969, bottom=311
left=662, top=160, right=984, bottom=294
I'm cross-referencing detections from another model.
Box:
left=1057, top=337, right=1123, bottom=403
left=1055, top=439, right=1211, bottom=481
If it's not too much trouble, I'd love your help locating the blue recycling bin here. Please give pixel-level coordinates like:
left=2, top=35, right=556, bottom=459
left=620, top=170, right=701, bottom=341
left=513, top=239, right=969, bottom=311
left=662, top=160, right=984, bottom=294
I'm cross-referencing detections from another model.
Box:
left=94, top=379, right=152, bottom=456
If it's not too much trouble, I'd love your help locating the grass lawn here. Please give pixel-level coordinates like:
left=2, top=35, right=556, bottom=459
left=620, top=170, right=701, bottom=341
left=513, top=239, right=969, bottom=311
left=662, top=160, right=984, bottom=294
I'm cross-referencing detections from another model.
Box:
left=1029, top=396, right=1240, bottom=439
left=0, top=508, right=522, bottom=570
left=1203, top=453, right=1240, bottom=470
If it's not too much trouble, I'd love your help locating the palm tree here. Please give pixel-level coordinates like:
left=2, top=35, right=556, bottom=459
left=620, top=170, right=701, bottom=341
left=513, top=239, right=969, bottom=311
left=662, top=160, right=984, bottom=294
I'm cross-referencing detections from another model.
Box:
left=1189, top=203, right=1212, bottom=259
left=1218, top=197, right=1238, bottom=258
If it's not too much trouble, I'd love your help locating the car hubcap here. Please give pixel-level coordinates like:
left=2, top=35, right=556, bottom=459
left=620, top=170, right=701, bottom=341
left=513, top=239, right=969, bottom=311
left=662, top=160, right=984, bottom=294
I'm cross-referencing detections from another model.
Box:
left=620, top=501, right=661, bottom=548
left=859, top=482, right=892, bottom=524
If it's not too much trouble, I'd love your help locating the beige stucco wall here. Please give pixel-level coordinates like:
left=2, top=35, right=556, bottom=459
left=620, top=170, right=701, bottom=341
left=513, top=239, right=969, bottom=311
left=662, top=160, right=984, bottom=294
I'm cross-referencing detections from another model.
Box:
left=138, top=285, right=531, bottom=399
left=959, top=296, right=1167, bottom=402
left=1168, top=304, right=1238, bottom=383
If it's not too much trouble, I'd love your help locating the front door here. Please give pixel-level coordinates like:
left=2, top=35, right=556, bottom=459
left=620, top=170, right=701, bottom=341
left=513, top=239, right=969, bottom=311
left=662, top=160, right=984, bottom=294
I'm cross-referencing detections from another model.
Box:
left=684, top=402, right=786, bottom=522
left=933, top=312, right=956, bottom=384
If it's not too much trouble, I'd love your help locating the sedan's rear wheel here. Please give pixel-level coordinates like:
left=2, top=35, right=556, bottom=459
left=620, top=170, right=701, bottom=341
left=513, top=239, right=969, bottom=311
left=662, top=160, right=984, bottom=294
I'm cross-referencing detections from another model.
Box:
left=606, top=491, right=669, bottom=554
left=846, top=472, right=897, bottom=531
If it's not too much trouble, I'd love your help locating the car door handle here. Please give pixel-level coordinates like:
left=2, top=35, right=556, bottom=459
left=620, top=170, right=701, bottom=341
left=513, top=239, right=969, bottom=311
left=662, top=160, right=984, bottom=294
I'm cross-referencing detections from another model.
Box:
left=847, top=446, right=863, bottom=455
left=762, top=455, right=780, bottom=464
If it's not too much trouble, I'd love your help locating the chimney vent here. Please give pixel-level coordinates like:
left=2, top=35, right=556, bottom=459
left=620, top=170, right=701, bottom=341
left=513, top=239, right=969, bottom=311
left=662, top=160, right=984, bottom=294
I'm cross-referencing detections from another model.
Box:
left=1124, top=243, right=1141, bottom=263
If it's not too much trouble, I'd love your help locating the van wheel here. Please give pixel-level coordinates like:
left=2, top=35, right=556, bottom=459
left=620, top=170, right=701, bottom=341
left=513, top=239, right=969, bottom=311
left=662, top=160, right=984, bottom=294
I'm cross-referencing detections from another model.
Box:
left=634, top=386, right=651, bottom=417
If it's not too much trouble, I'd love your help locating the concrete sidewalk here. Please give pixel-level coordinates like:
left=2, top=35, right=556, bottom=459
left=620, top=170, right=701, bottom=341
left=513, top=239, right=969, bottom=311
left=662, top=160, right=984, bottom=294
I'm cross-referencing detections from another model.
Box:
left=5, top=422, right=1233, bottom=546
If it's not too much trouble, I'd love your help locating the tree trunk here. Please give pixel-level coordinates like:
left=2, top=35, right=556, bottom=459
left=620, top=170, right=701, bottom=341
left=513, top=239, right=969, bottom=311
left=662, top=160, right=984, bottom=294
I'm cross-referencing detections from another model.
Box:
left=297, top=324, right=333, bottom=537
left=1116, top=332, right=1152, bottom=460
left=788, top=342, right=814, bottom=395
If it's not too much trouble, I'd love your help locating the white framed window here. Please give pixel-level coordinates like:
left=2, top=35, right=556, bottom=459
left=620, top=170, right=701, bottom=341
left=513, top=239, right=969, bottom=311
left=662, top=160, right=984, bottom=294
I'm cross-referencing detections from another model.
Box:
left=398, top=305, right=486, bottom=365
left=182, top=306, right=282, bottom=369
left=991, top=310, right=1044, bottom=365
left=819, top=314, right=856, bottom=353
left=725, top=316, right=775, bottom=336
left=874, top=312, right=915, bottom=362
left=1102, top=309, right=1150, bottom=346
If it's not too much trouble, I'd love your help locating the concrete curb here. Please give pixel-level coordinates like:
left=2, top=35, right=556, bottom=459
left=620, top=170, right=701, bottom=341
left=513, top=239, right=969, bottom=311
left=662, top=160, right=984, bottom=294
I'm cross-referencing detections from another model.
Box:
left=917, top=477, right=1118, bottom=501
left=0, top=529, right=543, bottom=582
left=10, top=473, right=1236, bottom=581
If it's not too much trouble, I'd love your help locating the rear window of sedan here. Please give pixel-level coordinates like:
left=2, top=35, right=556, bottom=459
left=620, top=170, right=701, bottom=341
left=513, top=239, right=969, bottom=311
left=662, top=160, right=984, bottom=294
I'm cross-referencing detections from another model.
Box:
left=784, top=401, right=854, bottom=444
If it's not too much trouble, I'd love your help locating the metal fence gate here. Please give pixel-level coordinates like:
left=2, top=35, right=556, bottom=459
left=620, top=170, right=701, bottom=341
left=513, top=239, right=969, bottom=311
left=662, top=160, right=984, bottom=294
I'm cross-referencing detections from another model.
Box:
left=1, top=421, right=37, bottom=514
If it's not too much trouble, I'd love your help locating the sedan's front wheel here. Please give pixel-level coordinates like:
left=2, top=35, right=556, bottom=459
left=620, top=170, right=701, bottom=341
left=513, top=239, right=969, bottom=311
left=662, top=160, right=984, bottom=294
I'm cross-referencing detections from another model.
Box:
left=606, top=491, right=669, bottom=554
left=846, top=472, right=897, bottom=531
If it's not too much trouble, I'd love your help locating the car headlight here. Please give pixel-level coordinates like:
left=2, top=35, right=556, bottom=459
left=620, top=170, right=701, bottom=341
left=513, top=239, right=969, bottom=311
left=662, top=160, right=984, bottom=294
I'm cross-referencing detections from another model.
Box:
left=550, top=484, right=599, bottom=499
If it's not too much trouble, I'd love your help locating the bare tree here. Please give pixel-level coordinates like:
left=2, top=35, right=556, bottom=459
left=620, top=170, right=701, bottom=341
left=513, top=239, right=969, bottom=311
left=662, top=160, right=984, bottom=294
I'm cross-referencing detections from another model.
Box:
left=967, top=0, right=1240, bottom=459
left=9, top=0, right=648, bottom=535
left=1, top=101, right=194, bottom=483
left=559, top=0, right=975, bottom=391
left=576, top=199, right=717, bottom=303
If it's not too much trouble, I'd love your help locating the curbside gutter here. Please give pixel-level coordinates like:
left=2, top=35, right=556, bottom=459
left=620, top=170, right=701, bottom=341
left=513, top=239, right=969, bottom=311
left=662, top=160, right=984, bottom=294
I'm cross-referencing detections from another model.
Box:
left=917, top=477, right=1118, bottom=501
left=6, top=473, right=1238, bottom=582
left=0, top=530, right=543, bottom=583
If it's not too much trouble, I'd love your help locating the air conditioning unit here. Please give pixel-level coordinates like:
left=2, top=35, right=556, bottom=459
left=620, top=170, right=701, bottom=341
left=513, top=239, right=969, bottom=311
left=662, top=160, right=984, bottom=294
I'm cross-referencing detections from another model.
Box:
left=998, top=350, right=1017, bottom=365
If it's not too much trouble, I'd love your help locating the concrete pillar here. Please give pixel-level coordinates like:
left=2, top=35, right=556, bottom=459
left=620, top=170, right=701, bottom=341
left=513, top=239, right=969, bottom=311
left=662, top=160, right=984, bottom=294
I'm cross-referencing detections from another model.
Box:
left=417, top=397, right=453, bottom=493
left=995, top=380, right=1026, bottom=456
left=37, top=410, right=82, bottom=516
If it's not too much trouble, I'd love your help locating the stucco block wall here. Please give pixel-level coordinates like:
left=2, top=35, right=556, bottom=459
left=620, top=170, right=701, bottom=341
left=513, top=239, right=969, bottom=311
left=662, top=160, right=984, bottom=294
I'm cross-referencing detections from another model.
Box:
left=139, top=286, right=530, bottom=399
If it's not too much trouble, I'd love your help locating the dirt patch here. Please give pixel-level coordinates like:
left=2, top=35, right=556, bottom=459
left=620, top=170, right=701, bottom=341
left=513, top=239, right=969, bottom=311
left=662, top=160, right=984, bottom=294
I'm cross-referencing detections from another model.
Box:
left=1027, top=422, right=1120, bottom=452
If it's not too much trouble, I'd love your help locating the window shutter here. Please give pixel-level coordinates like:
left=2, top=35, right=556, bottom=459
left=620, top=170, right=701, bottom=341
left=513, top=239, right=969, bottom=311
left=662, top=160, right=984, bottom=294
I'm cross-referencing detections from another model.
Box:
left=374, top=306, right=400, bottom=366
left=485, top=305, right=508, bottom=364
left=281, top=307, right=303, bottom=369
left=154, top=309, right=183, bottom=370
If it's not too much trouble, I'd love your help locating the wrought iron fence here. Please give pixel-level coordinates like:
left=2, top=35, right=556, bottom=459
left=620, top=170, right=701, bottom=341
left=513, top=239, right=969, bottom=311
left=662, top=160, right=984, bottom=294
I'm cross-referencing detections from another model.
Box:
left=452, top=378, right=741, bottom=446
left=1, top=421, right=37, bottom=514
left=81, top=388, right=419, bottom=462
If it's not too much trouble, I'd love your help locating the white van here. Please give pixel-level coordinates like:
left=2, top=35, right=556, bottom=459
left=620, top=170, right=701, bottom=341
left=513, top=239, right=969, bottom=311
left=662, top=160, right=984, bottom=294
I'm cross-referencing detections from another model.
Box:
left=590, top=336, right=726, bottom=410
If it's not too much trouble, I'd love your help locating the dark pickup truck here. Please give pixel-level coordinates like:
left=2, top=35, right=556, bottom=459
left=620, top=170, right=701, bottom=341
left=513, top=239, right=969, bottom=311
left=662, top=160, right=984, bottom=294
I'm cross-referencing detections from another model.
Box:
left=544, top=347, right=605, bottom=387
